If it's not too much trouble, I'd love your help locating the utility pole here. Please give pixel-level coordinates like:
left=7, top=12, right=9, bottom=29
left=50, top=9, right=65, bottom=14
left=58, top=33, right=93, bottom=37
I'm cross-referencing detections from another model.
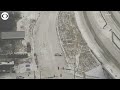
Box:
left=38, top=65, right=42, bottom=79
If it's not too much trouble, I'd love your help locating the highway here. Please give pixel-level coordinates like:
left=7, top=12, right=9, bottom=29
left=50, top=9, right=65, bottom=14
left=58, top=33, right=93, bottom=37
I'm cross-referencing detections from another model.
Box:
left=75, top=11, right=120, bottom=78
left=83, top=11, right=120, bottom=68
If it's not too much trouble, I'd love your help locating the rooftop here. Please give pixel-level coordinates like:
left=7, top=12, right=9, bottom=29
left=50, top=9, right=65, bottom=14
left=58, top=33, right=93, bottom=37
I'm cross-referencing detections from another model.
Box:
left=1, top=31, right=25, bottom=40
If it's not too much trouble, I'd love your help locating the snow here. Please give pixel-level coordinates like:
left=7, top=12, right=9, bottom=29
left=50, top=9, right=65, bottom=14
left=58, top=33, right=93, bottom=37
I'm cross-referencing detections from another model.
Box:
left=85, top=65, right=106, bottom=79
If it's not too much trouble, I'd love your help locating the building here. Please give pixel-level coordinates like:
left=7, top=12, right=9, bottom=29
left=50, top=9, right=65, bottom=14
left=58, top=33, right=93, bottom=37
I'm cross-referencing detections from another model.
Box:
left=1, top=31, right=25, bottom=40
left=0, top=61, right=14, bottom=73
left=0, top=31, right=27, bottom=71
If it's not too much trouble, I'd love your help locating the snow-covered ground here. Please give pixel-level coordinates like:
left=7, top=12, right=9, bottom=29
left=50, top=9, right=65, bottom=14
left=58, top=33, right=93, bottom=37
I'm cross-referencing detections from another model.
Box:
left=22, top=11, right=105, bottom=79
left=33, top=11, right=69, bottom=78
left=0, top=11, right=108, bottom=79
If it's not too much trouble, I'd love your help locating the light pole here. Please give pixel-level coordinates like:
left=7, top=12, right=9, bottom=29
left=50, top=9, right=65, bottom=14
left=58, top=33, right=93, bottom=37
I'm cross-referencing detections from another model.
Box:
left=73, top=62, right=76, bottom=79
left=38, top=65, right=43, bottom=79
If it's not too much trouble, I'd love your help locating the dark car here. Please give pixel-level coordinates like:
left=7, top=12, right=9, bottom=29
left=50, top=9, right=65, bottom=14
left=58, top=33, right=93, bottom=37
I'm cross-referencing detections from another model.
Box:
left=16, top=76, right=24, bottom=79
left=54, top=53, right=62, bottom=56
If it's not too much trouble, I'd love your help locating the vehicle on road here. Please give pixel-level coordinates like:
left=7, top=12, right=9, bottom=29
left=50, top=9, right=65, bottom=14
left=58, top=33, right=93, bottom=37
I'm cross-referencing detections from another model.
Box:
left=16, top=76, right=24, bottom=79
left=54, top=53, right=62, bottom=56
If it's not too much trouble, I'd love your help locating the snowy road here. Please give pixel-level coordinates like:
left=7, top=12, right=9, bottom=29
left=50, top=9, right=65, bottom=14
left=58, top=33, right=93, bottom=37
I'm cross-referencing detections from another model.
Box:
left=33, top=11, right=69, bottom=78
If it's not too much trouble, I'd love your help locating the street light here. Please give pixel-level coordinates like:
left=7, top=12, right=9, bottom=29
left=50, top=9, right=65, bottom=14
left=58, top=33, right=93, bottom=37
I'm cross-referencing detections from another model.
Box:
left=38, top=66, right=48, bottom=79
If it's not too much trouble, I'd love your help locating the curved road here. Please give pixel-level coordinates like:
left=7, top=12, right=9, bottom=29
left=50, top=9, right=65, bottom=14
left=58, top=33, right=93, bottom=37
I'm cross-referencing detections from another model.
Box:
left=75, top=11, right=120, bottom=78
left=83, top=11, right=120, bottom=68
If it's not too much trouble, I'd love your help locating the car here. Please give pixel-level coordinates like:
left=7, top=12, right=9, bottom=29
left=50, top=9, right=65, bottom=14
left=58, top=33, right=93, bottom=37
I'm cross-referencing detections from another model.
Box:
left=26, top=64, right=30, bottom=67
left=54, top=53, right=62, bottom=56
left=16, top=76, right=24, bottom=79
